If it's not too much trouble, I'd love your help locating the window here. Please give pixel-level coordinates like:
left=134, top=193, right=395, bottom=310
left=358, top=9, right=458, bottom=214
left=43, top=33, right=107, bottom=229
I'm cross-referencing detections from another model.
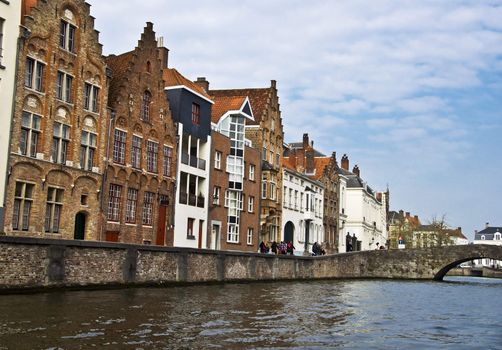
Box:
left=270, top=173, right=276, bottom=200
left=187, top=218, right=195, bottom=238
left=262, top=147, right=267, bottom=161
left=141, top=91, right=151, bottom=122
left=276, top=153, right=280, bottom=168
left=214, top=151, right=222, bottom=169
left=163, top=146, right=173, bottom=177
left=52, top=122, right=70, bottom=164
left=56, top=71, right=73, bottom=103
left=146, top=140, right=158, bottom=173
left=25, top=57, right=44, bottom=91
left=224, top=189, right=230, bottom=208
left=192, top=103, right=200, bottom=125
left=125, top=188, right=138, bottom=224
left=248, top=196, right=254, bottom=213
left=20, top=111, right=41, bottom=157
left=227, top=224, right=239, bottom=243
left=261, top=173, right=267, bottom=199
left=249, top=164, right=255, bottom=181
left=213, top=186, right=220, bottom=205
left=247, top=228, right=253, bottom=245
left=12, top=182, right=34, bottom=231
left=80, top=131, right=96, bottom=170
left=84, top=83, right=100, bottom=113
left=60, top=20, right=76, bottom=52
left=131, top=136, right=141, bottom=169
left=113, top=129, right=126, bottom=164
left=107, top=184, right=122, bottom=222
left=44, top=187, right=63, bottom=233
left=142, top=191, right=154, bottom=226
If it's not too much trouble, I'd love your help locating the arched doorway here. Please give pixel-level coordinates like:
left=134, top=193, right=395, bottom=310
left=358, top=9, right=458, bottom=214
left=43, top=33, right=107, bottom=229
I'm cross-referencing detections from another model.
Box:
left=74, top=212, right=86, bottom=240
left=284, top=221, right=295, bottom=243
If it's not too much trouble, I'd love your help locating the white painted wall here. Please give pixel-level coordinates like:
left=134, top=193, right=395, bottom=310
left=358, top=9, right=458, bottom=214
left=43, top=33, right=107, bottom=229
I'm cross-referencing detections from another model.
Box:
left=173, top=123, right=210, bottom=248
left=282, top=168, right=324, bottom=255
left=0, top=1, right=21, bottom=227
left=344, top=186, right=387, bottom=251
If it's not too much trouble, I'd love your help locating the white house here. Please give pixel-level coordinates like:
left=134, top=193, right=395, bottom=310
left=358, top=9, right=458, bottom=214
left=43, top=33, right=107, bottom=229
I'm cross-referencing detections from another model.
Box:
left=164, top=69, right=213, bottom=248
left=472, top=224, right=502, bottom=268
left=282, top=164, right=324, bottom=255
left=339, top=155, right=387, bottom=251
left=0, top=0, right=21, bottom=229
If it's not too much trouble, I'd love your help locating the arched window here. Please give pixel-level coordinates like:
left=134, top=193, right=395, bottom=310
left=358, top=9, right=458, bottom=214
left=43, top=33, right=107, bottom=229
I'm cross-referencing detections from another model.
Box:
left=141, top=91, right=151, bottom=122
left=481, top=235, right=485, bottom=240
left=146, top=61, right=151, bottom=73
left=495, top=233, right=501, bottom=240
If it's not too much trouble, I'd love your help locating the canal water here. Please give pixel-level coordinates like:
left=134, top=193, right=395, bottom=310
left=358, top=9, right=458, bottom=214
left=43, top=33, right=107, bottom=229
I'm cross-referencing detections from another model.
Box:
left=0, top=277, right=501, bottom=349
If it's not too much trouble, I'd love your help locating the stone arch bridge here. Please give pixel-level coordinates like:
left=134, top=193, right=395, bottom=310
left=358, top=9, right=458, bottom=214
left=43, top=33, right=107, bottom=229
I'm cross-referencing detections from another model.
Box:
left=0, top=237, right=501, bottom=292
left=322, top=244, right=502, bottom=281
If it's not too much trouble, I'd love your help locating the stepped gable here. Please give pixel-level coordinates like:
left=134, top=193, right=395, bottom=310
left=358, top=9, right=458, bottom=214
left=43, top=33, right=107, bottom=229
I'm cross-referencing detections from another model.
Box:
left=106, top=51, right=134, bottom=103
left=209, top=88, right=271, bottom=126
left=210, top=95, right=247, bottom=124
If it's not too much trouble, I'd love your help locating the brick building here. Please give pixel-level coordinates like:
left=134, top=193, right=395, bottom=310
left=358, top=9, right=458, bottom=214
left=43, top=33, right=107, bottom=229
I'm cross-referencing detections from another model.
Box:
left=207, top=94, right=261, bottom=252
left=4, top=0, right=108, bottom=240
left=209, top=81, right=284, bottom=244
left=103, top=23, right=176, bottom=244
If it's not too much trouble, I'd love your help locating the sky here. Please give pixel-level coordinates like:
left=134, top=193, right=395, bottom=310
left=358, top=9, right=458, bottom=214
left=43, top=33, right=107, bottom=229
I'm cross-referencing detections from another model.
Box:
left=86, top=0, right=502, bottom=240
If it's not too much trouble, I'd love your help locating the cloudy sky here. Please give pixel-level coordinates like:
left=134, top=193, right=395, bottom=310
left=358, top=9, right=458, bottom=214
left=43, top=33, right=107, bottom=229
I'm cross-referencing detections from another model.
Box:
left=87, top=0, right=502, bottom=239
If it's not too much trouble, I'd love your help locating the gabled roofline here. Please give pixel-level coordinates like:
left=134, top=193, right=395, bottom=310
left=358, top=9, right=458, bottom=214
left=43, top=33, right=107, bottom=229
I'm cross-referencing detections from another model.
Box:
left=165, top=85, right=214, bottom=105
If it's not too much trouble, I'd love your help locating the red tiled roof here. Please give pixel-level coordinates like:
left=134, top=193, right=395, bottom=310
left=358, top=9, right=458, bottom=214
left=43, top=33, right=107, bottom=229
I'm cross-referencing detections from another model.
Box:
left=210, top=95, right=247, bottom=124
left=312, top=157, right=331, bottom=180
left=282, top=157, right=297, bottom=172
left=209, top=88, right=271, bottom=126
left=163, top=68, right=212, bottom=101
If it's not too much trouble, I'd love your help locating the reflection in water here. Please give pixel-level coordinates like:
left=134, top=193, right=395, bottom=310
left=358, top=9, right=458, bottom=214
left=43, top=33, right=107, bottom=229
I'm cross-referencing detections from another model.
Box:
left=0, top=277, right=501, bottom=349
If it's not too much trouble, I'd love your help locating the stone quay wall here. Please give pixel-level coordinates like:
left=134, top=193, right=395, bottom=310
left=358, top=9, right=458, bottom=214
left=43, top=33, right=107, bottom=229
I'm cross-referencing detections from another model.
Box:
left=1, top=236, right=501, bottom=292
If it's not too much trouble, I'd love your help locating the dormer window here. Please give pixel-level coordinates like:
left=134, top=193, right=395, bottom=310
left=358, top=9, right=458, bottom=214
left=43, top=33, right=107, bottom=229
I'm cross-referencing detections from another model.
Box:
left=60, top=20, right=76, bottom=53
left=192, top=103, right=200, bottom=125
left=495, top=232, right=501, bottom=240
left=481, top=235, right=485, bottom=240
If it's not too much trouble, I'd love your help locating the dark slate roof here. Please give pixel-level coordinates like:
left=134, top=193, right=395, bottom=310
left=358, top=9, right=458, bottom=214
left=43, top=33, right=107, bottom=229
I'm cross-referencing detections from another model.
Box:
left=475, top=227, right=502, bottom=240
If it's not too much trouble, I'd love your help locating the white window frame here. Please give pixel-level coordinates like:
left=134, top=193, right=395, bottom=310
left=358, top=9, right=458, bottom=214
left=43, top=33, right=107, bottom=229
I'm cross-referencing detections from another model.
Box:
left=247, top=228, right=253, bottom=245
left=248, top=196, right=254, bottom=213
left=213, top=186, right=220, bottom=206
left=80, top=130, right=96, bottom=171
left=56, top=70, right=73, bottom=103
left=249, top=164, right=255, bottom=181
left=25, top=57, right=45, bottom=92
left=20, top=111, right=41, bottom=158
left=60, top=19, right=76, bottom=53
left=44, top=187, right=63, bottom=233
left=215, top=151, right=222, bottom=169
left=84, top=82, right=100, bottom=113
left=52, top=122, right=70, bottom=164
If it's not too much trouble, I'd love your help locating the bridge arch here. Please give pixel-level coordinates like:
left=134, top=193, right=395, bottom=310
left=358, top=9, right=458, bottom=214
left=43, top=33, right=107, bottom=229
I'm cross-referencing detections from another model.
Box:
left=432, top=245, right=502, bottom=281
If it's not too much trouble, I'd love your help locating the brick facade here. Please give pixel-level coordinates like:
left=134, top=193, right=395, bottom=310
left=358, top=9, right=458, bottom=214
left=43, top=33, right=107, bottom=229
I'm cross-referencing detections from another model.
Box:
left=209, top=81, right=284, bottom=244
left=209, top=131, right=260, bottom=252
left=4, top=0, right=108, bottom=240
left=103, top=23, right=176, bottom=245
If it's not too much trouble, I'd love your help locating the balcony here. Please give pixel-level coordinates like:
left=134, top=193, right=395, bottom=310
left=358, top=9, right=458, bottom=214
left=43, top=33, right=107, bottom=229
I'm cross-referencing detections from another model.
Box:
left=181, top=152, right=206, bottom=170
left=179, top=192, right=205, bottom=208
left=304, top=209, right=315, bottom=221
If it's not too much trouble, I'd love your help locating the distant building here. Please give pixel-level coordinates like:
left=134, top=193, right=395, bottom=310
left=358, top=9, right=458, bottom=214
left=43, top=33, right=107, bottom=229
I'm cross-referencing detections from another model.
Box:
left=103, top=23, right=177, bottom=245
left=207, top=92, right=260, bottom=252
left=339, top=155, right=388, bottom=251
left=412, top=225, right=468, bottom=248
left=4, top=0, right=108, bottom=240
left=473, top=223, right=502, bottom=268
left=209, top=81, right=284, bottom=244
left=282, top=159, right=324, bottom=255
left=0, top=0, right=21, bottom=228
left=164, top=69, right=213, bottom=248
left=387, top=210, right=421, bottom=249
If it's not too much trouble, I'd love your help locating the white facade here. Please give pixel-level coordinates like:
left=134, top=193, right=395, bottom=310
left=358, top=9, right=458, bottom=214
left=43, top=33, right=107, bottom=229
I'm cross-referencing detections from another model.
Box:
left=337, top=175, right=348, bottom=253
left=344, top=183, right=387, bottom=251
left=282, top=167, right=324, bottom=255
left=0, top=1, right=21, bottom=227
left=173, top=123, right=211, bottom=248
left=473, top=227, right=502, bottom=268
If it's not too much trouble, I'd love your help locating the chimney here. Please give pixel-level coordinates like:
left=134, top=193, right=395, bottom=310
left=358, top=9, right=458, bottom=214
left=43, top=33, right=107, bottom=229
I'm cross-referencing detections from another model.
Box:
left=485, top=222, right=489, bottom=228
left=271, top=80, right=277, bottom=89
left=341, top=154, right=349, bottom=170
left=352, top=165, right=360, bottom=177
left=414, top=215, right=419, bottom=220
left=303, top=133, right=309, bottom=149
left=405, top=212, right=410, bottom=217
left=331, top=152, right=337, bottom=164
left=457, top=227, right=461, bottom=231
left=157, top=36, right=169, bottom=69
left=194, top=77, right=209, bottom=92
left=399, top=210, right=404, bottom=217
left=475, top=230, right=478, bottom=234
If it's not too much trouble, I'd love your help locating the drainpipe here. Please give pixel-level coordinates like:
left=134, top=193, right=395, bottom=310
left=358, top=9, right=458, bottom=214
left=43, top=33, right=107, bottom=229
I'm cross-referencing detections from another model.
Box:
left=99, top=108, right=115, bottom=241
